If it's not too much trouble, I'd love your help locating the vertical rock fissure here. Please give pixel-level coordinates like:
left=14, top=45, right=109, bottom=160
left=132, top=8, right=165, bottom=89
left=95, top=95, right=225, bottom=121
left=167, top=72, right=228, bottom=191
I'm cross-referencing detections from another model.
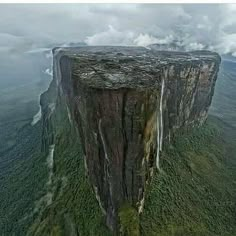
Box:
left=189, top=66, right=202, bottom=122
left=98, top=118, right=113, bottom=207
left=98, top=118, right=115, bottom=227
left=98, top=119, right=109, bottom=163
left=121, top=92, right=128, bottom=199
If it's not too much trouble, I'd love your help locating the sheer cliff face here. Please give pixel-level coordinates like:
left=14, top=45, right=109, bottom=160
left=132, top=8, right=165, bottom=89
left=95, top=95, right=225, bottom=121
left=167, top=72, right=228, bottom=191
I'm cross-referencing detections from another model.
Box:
left=53, top=46, right=221, bottom=231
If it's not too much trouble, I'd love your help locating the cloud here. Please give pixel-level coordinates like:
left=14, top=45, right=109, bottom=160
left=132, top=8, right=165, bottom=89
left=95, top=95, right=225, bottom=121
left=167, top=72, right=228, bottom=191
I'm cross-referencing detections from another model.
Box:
left=186, top=42, right=205, bottom=51
left=0, top=4, right=236, bottom=55
left=1, top=3, right=236, bottom=89
left=133, top=34, right=174, bottom=47
left=85, top=25, right=135, bottom=46
left=85, top=26, right=174, bottom=47
left=216, top=33, right=236, bottom=54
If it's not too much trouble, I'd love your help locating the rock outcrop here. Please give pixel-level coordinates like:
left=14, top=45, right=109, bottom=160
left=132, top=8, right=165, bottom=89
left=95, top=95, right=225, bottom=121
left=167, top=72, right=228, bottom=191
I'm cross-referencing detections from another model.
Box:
left=52, top=46, right=221, bottom=232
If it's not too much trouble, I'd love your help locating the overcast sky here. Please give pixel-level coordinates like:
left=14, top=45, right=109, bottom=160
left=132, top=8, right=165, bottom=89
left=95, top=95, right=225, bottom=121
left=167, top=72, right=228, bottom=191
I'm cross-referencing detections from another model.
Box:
left=0, top=4, right=236, bottom=89
left=0, top=4, right=236, bottom=54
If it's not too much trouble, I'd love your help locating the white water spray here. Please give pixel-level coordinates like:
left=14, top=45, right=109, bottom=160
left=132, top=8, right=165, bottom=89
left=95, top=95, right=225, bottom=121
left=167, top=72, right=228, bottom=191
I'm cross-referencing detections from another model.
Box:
left=31, top=98, right=42, bottom=126
left=31, top=51, right=53, bottom=126
left=44, top=68, right=53, bottom=77
left=156, top=78, right=165, bottom=169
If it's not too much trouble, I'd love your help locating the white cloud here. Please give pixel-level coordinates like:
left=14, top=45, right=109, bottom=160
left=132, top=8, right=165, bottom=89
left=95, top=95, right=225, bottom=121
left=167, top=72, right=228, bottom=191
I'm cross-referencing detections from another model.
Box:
left=0, top=4, right=236, bottom=55
left=187, top=42, right=205, bottom=51
left=86, top=26, right=174, bottom=48
left=133, top=34, right=174, bottom=47
left=216, top=33, right=236, bottom=54
left=2, top=4, right=236, bottom=89
left=85, top=25, right=135, bottom=46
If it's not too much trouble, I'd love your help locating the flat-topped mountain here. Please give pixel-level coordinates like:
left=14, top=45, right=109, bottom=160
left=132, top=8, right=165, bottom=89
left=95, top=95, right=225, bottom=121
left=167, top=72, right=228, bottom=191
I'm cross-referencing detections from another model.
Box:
left=37, top=46, right=221, bottom=233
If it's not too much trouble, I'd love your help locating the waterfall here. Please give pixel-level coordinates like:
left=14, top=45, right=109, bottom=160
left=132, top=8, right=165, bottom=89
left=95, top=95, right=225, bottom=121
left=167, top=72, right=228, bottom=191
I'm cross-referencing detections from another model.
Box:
left=44, top=68, right=53, bottom=77
left=31, top=51, right=53, bottom=126
left=46, top=144, right=55, bottom=188
left=160, top=78, right=165, bottom=151
left=48, top=102, right=55, bottom=115
left=156, top=78, right=165, bottom=169
left=66, top=104, right=72, bottom=124
left=156, top=115, right=160, bottom=169
left=98, top=119, right=109, bottom=163
left=32, top=144, right=55, bottom=214
left=31, top=95, right=42, bottom=126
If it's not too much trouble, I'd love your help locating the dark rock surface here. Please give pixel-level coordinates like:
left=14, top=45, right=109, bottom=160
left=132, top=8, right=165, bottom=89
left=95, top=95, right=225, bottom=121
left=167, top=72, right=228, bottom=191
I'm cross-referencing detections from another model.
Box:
left=52, top=46, right=221, bottom=232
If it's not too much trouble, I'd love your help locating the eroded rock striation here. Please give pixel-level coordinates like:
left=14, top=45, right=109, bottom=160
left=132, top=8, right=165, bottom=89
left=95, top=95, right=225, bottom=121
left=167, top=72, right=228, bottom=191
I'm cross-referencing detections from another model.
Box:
left=52, top=46, right=221, bottom=232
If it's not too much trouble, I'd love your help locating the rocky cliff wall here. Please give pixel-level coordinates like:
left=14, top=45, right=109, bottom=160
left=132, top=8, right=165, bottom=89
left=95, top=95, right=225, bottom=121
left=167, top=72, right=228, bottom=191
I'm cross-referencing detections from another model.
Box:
left=52, top=46, right=221, bottom=232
